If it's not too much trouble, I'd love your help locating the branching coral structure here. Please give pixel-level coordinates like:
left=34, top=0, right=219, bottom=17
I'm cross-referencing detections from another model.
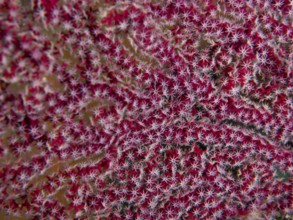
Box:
left=0, top=0, right=292, bottom=219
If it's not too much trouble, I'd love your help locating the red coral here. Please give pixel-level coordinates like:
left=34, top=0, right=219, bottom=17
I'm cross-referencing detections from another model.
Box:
left=0, top=0, right=292, bottom=219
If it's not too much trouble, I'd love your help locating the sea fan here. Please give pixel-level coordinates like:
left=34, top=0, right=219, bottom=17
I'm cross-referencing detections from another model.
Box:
left=0, top=0, right=292, bottom=219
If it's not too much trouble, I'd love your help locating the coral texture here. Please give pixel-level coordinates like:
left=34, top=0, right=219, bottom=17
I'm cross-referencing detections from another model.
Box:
left=0, top=0, right=292, bottom=219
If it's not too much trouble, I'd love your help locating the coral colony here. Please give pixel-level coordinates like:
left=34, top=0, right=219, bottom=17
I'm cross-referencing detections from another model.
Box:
left=0, top=0, right=292, bottom=219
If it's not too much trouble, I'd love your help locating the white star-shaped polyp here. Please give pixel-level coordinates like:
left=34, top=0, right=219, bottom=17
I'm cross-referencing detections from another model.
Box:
left=119, top=21, right=128, bottom=31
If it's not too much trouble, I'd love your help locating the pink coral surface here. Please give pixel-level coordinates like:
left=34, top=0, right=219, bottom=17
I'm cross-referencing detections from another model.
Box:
left=0, top=0, right=292, bottom=219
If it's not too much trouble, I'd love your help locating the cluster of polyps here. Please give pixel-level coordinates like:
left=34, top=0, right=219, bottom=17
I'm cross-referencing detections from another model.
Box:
left=0, top=0, right=292, bottom=219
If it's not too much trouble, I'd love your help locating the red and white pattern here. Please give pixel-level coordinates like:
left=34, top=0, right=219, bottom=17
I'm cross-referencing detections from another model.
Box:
left=0, top=0, right=292, bottom=219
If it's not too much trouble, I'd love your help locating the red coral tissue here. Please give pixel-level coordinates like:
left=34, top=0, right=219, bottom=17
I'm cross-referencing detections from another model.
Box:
left=0, top=0, right=292, bottom=219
